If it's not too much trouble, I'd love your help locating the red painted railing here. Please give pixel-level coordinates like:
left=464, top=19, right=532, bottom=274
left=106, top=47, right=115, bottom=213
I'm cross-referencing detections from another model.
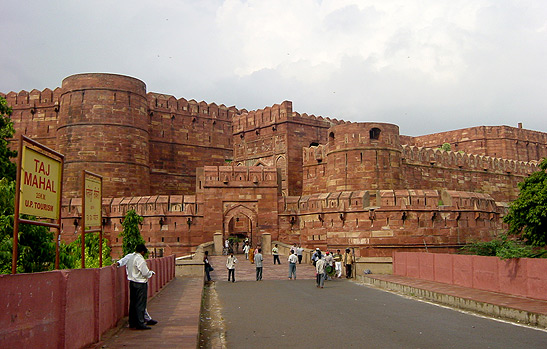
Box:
left=0, top=255, right=175, bottom=348
left=393, top=252, right=546, bottom=301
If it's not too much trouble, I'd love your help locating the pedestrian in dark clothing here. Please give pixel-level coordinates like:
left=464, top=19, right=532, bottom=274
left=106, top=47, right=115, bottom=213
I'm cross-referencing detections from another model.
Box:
left=204, top=251, right=213, bottom=281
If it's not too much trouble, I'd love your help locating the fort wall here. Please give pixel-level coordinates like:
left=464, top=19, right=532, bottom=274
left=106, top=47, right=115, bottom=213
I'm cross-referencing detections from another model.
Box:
left=3, top=73, right=238, bottom=198
left=2, top=72, right=546, bottom=258
left=410, top=125, right=547, bottom=162
left=303, top=124, right=538, bottom=202
left=278, top=189, right=504, bottom=258
left=147, top=93, right=236, bottom=194
left=232, top=101, right=339, bottom=195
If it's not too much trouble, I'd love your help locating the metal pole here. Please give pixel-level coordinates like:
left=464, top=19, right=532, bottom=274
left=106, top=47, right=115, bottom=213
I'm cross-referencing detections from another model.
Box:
left=55, top=153, right=64, bottom=270
left=11, top=135, right=24, bottom=274
left=81, top=170, right=86, bottom=269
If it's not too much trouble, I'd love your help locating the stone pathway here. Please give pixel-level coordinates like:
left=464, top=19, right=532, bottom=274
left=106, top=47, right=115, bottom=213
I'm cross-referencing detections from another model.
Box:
left=207, top=254, right=317, bottom=282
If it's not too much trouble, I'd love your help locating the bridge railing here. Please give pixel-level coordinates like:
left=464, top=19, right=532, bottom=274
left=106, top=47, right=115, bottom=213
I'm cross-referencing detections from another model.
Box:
left=0, top=255, right=175, bottom=349
left=393, top=252, right=546, bottom=301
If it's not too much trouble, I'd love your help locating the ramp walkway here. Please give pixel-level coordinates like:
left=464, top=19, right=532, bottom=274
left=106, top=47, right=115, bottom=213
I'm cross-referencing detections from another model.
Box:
left=98, top=257, right=546, bottom=348
left=206, top=254, right=317, bottom=281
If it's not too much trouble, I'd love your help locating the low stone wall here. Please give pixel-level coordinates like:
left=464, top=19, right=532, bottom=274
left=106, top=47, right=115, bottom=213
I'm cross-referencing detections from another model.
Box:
left=175, top=241, right=214, bottom=278
left=393, top=252, right=547, bottom=301
left=273, top=241, right=313, bottom=264
left=0, top=255, right=175, bottom=348
left=355, top=257, right=393, bottom=278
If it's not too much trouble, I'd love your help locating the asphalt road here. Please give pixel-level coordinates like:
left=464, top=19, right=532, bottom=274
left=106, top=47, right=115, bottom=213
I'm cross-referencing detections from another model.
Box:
left=215, top=279, right=547, bottom=348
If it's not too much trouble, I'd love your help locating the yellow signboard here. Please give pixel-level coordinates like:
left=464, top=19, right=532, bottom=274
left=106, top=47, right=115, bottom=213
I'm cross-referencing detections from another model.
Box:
left=84, top=175, right=102, bottom=228
left=20, top=146, right=62, bottom=219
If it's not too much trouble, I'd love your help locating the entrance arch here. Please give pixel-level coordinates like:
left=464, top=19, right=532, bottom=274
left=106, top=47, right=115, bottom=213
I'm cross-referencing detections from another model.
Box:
left=223, top=204, right=258, bottom=252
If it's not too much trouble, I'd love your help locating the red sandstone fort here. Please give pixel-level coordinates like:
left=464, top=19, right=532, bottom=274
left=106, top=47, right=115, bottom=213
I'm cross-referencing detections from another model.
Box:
left=2, top=73, right=546, bottom=258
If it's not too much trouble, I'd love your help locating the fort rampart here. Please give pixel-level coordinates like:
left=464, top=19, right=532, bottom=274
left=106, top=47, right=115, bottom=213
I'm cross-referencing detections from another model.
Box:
left=2, top=73, right=545, bottom=258
left=278, top=189, right=504, bottom=258
left=303, top=123, right=538, bottom=202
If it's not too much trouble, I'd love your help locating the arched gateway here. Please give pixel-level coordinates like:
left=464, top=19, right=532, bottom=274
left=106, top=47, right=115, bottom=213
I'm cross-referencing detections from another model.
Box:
left=223, top=204, right=257, bottom=253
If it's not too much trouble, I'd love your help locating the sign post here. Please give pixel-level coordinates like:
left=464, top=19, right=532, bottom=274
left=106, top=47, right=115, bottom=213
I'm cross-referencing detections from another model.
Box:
left=81, top=170, right=103, bottom=268
left=12, top=135, right=64, bottom=274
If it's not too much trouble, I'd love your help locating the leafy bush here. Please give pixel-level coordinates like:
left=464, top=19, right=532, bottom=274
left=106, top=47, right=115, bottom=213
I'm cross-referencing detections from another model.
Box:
left=460, top=234, right=547, bottom=259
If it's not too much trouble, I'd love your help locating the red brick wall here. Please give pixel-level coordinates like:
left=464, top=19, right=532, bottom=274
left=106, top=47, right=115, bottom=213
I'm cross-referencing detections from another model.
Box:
left=233, top=101, right=335, bottom=196
left=147, top=93, right=236, bottom=195
left=278, top=189, right=503, bottom=258
left=410, top=126, right=547, bottom=162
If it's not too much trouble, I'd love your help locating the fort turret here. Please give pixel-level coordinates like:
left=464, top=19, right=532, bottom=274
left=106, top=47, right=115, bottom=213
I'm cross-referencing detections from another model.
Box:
left=57, top=73, right=150, bottom=197
left=325, top=122, right=403, bottom=192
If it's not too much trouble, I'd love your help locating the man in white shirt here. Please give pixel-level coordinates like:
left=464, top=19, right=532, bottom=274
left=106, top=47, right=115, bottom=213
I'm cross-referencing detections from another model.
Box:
left=288, top=250, right=298, bottom=279
left=126, top=244, right=155, bottom=330
left=243, top=242, right=250, bottom=260
left=255, top=248, right=264, bottom=281
left=226, top=252, right=237, bottom=282
left=315, top=257, right=326, bottom=288
left=296, top=244, right=304, bottom=264
left=117, top=252, right=157, bottom=326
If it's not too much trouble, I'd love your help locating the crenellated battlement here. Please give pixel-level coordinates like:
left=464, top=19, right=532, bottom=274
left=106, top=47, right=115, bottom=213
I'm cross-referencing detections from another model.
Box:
left=401, top=145, right=538, bottom=175
left=201, top=165, right=278, bottom=187
left=61, top=194, right=197, bottom=220
left=147, top=92, right=238, bottom=120
left=303, top=144, right=327, bottom=165
left=4, top=87, right=63, bottom=109
left=232, top=100, right=343, bottom=134
left=280, top=189, right=499, bottom=215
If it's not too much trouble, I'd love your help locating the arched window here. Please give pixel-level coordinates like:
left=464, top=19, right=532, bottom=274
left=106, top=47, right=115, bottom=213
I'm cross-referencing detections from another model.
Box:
left=370, top=128, right=381, bottom=140
left=329, top=132, right=335, bottom=143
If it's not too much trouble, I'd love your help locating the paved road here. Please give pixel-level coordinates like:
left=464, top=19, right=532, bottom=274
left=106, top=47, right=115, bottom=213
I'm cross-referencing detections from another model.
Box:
left=215, top=279, right=547, bottom=348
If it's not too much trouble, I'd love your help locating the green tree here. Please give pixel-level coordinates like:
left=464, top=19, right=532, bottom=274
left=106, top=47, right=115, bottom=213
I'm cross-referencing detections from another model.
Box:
left=440, top=143, right=451, bottom=151
left=0, top=178, right=58, bottom=273
left=120, top=209, right=145, bottom=255
left=503, top=158, right=547, bottom=246
left=70, top=232, right=113, bottom=268
left=0, top=95, right=17, bottom=181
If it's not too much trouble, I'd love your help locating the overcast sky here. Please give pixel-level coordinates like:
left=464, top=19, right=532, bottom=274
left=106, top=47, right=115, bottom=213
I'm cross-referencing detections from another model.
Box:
left=2, top=0, right=546, bottom=136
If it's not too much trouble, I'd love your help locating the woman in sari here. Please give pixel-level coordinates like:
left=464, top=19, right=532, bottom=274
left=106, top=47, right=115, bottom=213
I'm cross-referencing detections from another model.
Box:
left=249, top=245, right=255, bottom=264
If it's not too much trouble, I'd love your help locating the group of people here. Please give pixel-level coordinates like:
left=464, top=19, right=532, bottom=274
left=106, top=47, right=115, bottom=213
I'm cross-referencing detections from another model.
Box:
left=206, top=243, right=355, bottom=287
left=117, top=243, right=355, bottom=331
left=312, top=248, right=354, bottom=288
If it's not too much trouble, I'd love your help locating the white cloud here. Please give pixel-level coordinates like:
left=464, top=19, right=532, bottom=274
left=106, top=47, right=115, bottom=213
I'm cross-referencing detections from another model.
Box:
left=1, top=0, right=546, bottom=135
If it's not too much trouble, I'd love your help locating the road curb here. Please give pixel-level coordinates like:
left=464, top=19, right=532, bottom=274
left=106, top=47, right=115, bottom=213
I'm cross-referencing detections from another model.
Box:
left=361, top=276, right=547, bottom=329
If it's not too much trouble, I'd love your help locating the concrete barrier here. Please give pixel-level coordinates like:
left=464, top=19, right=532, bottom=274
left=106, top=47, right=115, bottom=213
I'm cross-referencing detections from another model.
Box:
left=0, top=255, right=175, bottom=348
left=393, top=252, right=547, bottom=301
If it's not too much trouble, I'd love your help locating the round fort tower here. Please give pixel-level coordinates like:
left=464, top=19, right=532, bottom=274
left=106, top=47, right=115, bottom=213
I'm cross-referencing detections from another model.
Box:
left=57, top=73, right=150, bottom=198
left=325, top=122, right=403, bottom=192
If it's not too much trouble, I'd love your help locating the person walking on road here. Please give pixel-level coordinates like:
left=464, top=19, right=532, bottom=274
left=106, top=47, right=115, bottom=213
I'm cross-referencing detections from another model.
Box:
left=324, top=251, right=334, bottom=280
left=243, top=242, right=250, bottom=260
left=296, top=244, right=304, bottom=264
left=127, top=244, right=155, bottom=330
left=288, top=250, right=298, bottom=279
left=333, top=249, right=343, bottom=278
left=272, top=244, right=281, bottom=264
left=204, top=251, right=213, bottom=282
left=255, top=248, right=264, bottom=281
left=312, top=248, right=322, bottom=266
left=250, top=245, right=255, bottom=264
left=315, top=256, right=326, bottom=288
left=226, top=252, right=237, bottom=282
left=343, top=248, right=354, bottom=279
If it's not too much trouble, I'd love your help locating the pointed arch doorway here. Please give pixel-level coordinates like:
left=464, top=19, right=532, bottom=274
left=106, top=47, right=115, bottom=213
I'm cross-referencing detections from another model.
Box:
left=223, top=204, right=258, bottom=254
